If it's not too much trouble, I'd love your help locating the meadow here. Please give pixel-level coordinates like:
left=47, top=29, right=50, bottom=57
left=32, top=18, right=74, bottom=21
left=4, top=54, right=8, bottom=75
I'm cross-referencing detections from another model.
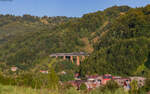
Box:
left=0, top=84, right=131, bottom=94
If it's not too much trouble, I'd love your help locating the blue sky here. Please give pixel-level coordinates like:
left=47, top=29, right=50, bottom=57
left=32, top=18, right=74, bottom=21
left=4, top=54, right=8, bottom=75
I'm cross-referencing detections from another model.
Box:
left=0, top=0, right=150, bottom=17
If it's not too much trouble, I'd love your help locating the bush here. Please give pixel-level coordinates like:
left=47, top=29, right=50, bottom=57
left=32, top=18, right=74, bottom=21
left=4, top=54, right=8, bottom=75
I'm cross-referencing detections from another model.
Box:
left=65, top=87, right=80, bottom=94
left=80, top=83, right=87, bottom=90
left=129, top=80, right=138, bottom=94
left=140, top=78, right=150, bottom=93
left=89, top=89, right=102, bottom=94
left=90, top=88, right=128, bottom=94
left=101, top=80, right=120, bottom=92
left=63, top=83, right=74, bottom=90
left=114, top=88, right=129, bottom=94
left=0, top=69, right=59, bottom=89
left=59, top=73, right=74, bottom=82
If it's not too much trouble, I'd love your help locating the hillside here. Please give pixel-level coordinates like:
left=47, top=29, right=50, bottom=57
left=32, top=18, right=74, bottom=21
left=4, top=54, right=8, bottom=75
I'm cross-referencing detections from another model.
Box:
left=0, top=15, right=71, bottom=44
left=80, top=5, right=150, bottom=76
left=0, top=6, right=131, bottom=74
left=0, top=5, right=150, bottom=77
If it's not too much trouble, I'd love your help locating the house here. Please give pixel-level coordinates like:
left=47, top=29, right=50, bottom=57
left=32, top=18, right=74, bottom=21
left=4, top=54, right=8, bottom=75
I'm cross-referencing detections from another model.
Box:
left=40, top=70, right=48, bottom=74
left=66, top=75, right=102, bottom=90
left=130, top=77, right=146, bottom=87
left=113, top=77, right=131, bottom=91
left=63, top=74, right=146, bottom=91
left=11, top=67, right=18, bottom=72
left=66, top=80, right=86, bottom=90
left=101, top=74, right=112, bottom=85
left=85, top=75, right=102, bottom=89
left=113, top=78, right=131, bottom=86
left=75, top=73, right=81, bottom=80
left=61, top=71, right=67, bottom=75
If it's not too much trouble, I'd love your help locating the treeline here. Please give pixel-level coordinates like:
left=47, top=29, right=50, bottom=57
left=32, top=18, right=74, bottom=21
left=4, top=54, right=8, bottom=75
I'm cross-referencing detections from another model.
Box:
left=0, top=14, right=72, bottom=44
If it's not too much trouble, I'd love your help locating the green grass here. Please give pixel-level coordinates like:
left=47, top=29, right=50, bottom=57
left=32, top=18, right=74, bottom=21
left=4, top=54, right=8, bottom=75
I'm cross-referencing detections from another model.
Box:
left=0, top=84, right=130, bottom=94
left=0, top=84, right=59, bottom=94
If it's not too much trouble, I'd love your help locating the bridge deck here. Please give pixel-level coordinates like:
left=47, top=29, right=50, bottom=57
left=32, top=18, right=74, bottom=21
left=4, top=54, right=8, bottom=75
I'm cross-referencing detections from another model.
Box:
left=50, top=52, right=89, bottom=57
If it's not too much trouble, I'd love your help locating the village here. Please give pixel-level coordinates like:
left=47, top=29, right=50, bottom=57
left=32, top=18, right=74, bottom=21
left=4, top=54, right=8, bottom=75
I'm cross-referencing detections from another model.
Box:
left=10, top=63, right=146, bottom=91
left=49, top=52, right=146, bottom=91
left=65, top=74, right=146, bottom=91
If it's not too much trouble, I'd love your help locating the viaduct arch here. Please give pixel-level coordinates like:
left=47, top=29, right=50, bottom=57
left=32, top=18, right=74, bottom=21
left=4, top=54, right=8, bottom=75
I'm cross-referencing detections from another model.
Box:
left=50, top=52, right=89, bottom=66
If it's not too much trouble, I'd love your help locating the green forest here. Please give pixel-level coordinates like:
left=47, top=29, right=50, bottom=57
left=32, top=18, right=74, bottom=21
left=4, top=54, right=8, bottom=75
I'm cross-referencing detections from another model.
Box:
left=0, top=4, right=150, bottom=93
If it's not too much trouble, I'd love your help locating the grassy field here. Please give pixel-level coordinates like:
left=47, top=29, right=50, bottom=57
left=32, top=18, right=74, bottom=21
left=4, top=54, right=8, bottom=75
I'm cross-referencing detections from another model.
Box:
left=0, top=84, right=60, bottom=94
left=0, top=84, right=130, bottom=94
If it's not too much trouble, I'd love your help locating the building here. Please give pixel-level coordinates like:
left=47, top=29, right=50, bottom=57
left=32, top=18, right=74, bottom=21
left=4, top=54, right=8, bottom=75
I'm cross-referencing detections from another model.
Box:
left=40, top=70, right=48, bottom=74
left=130, top=77, right=146, bottom=87
left=74, top=73, right=81, bottom=80
left=66, top=80, right=86, bottom=90
left=101, top=74, right=112, bottom=85
left=113, top=78, right=131, bottom=86
left=11, top=67, right=18, bottom=72
left=63, top=74, right=146, bottom=91
left=85, top=75, right=102, bottom=89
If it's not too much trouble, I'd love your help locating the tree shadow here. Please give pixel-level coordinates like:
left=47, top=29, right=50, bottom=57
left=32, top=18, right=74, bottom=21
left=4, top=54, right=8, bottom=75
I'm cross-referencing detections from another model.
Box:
left=145, top=53, right=150, bottom=69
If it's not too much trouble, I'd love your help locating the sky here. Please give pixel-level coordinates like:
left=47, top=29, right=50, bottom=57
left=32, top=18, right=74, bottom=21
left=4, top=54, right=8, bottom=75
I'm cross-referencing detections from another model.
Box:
left=0, top=0, right=150, bottom=17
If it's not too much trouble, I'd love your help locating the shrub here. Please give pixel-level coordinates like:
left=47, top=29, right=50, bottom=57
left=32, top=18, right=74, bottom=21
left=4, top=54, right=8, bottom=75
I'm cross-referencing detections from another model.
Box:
left=65, top=87, right=80, bottom=94
left=114, top=88, right=129, bottom=94
left=89, top=89, right=102, bottom=94
left=129, top=80, right=138, bottom=94
left=140, top=78, right=150, bottom=93
left=90, top=88, right=128, bottom=94
left=63, top=83, right=74, bottom=90
left=80, top=83, right=87, bottom=90
left=59, top=73, right=74, bottom=82
left=101, top=80, right=120, bottom=92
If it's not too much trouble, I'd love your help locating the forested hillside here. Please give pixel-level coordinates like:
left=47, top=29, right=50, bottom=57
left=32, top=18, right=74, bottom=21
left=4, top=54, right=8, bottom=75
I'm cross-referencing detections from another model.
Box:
left=0, top=5, right=150, bottom=77
left=0, top=15, right=71, bottom=44
left=80, top=5, right=150, bottom=77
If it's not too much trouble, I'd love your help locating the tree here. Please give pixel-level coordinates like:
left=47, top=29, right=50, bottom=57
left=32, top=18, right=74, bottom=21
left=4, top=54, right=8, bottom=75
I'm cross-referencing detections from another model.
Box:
left=48, top=61, right=59, bottom=89
left=48, top=68, right=59, bottom=89
left=80, top=83, right=87, bottom=90
left=130, top=80, right=138, bottom=94
left=101, top=80, right=120, bottom=92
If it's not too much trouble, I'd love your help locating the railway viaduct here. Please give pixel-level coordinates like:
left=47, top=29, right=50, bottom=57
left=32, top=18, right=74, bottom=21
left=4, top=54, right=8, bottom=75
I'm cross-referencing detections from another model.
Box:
left=50, top=52, right=89, bottom=66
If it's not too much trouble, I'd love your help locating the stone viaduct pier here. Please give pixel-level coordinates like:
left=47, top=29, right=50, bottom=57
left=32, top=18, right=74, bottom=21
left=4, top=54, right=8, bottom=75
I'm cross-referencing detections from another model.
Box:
left=50, top=52, right=89, bottom=66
